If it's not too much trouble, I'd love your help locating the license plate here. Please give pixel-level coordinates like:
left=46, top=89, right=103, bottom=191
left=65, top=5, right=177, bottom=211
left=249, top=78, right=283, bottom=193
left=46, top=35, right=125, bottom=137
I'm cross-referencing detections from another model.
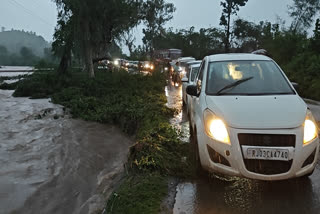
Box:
left=246, top=148, right=290, bottom=161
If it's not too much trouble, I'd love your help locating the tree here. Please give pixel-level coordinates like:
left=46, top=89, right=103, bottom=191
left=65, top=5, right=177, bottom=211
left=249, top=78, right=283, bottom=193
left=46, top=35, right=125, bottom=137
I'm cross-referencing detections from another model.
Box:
left=20, top=47, right=35, bottom=59
left=142, top=0, right=175, bottom=55
left=311, top=18, right=320, bottom=53
left=121, top=29, right=136, bottom=57
left=52, top=0, right=144, bottom=77
left=152, top=27, right=224, bottom=59
left=0, top=45, right=8, bottom=56
left=288, top=0, right=320, bottom=33
left=219, top=0, right=248, bottom=52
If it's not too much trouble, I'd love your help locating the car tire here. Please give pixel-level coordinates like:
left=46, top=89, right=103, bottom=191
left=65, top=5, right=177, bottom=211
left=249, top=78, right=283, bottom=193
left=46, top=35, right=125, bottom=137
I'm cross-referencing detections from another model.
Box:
left=191, top=128, right=203, bottom=174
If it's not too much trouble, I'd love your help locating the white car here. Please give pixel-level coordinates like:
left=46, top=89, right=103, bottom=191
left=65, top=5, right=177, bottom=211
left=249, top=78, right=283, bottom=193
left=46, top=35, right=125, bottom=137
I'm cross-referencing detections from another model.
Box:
left=182, top=62, right=201, bottom=107
left=187, top=53, right=319, bottom=181
left=177, top=57, right=196, bottom=76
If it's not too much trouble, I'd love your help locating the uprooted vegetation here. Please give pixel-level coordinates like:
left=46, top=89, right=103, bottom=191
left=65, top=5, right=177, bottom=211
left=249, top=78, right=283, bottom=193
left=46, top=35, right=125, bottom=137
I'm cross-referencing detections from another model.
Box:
left=12, top=69, right=195, bottom=213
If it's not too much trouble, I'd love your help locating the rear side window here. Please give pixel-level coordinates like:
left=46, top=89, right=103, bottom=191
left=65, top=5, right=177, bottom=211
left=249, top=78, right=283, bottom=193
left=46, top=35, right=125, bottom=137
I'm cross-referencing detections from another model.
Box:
left=190, top=67, right=200, bottom=82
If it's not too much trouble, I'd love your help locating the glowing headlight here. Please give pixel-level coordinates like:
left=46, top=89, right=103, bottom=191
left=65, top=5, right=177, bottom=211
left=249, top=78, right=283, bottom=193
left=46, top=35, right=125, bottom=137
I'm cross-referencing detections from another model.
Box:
left=204, top=109, right=230, bottom=144
left=150, top=65, right=154, bottom=70
left=145, top=64, right=150, bottom=68
left=114, top=60, right=119, bottom=66
left=303, top=110, right=318, bottom=145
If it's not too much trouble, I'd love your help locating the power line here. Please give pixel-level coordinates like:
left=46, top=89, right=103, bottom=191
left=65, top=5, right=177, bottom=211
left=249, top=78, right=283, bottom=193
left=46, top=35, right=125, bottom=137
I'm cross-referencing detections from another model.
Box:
left=8, top=0, right=54, bottom=26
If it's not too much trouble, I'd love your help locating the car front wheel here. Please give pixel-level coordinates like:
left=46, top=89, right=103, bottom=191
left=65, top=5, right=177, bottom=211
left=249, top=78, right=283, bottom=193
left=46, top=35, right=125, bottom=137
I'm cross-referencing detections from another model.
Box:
left=190, top=128, right=203, bottom=173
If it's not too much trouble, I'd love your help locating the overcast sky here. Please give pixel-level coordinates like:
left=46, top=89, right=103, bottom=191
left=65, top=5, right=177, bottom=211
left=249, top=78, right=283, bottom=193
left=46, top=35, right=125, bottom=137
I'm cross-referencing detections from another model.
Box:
left=0, top=0, right=293, bottom=44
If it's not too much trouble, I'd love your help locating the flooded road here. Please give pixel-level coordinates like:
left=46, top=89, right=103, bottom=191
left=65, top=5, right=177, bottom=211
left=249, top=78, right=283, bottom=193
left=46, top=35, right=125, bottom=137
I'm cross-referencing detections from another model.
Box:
left=0, top=88, right=133, bottom=214
left=165, top=84, right=320, bottom=214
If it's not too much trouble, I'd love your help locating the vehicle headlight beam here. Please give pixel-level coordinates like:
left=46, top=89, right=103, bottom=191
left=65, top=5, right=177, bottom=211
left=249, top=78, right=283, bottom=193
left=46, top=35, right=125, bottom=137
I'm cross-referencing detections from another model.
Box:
left=204, top=109, right=230, bottom=144
left=303, top=110, right=318, bottom=145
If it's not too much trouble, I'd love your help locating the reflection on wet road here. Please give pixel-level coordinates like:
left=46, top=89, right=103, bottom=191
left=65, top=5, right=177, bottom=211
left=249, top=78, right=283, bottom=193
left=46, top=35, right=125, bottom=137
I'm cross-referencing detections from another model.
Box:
left=166, top=84, right=320, bottom=214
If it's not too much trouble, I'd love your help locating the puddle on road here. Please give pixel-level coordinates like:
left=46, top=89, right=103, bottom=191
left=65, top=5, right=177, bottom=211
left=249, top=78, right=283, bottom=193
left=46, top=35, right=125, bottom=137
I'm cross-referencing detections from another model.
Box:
left=166, top=84, right=190, bottom=142
left=165, top=82, right=320, bottom=214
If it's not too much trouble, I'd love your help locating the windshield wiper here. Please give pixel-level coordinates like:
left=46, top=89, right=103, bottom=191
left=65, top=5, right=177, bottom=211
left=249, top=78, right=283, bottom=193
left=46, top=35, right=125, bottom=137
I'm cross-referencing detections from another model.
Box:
left=216, top=77, right=254, bottom=95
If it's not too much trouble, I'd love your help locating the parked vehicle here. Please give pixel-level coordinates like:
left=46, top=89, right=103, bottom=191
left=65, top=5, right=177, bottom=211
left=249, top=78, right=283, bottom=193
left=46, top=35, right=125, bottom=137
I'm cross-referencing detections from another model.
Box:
left=154, top=49, right=182, bottom=61
left=177, top=57, right=196, bottom=77
left=187, top=53, right=319, bottom=180
left=181, top=62, right=201, bottom=107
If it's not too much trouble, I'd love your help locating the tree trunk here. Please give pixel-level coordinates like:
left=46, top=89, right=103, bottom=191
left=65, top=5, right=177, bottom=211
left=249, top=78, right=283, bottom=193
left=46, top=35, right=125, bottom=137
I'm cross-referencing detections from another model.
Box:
left=57, top=39, right=72, bottom=74
left=225, top=8, right=231, bottom=53
left=83, top=20, right=95, bottom=78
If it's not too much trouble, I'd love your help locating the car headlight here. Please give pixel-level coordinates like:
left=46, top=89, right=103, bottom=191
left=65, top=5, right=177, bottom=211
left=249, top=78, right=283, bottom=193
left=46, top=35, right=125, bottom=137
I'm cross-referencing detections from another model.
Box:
left=204, top=109, right=230, bottom=144
left=303, top=110, right=318, bottom=145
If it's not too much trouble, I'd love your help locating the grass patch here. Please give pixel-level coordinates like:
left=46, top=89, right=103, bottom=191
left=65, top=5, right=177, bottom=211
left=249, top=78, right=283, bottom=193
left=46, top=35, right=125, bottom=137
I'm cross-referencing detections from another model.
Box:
left=106, top=174, right=167, bottom=214
left=13, top=69, right=195, bottom=213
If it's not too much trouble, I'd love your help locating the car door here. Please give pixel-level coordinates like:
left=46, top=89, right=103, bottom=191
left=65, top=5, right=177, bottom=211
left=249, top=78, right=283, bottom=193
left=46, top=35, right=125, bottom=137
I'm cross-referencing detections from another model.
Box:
left=182, top=67, right=190, bottom=104
left=190, top=59, right=206, bottom=129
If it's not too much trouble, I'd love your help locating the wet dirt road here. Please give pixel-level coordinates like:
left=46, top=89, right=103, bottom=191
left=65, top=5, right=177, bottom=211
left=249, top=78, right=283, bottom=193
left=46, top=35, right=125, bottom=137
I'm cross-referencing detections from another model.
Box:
left=0, top=89, right=133, bottom=214
left=165, top=84, right=320, bottom=214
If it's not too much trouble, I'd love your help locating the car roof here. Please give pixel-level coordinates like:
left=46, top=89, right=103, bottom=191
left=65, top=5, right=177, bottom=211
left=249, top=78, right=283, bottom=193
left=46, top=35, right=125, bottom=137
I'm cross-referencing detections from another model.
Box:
left=187, top=60, right=202, bottom=65
left=178, top=57, right=196, bottom=62
left=190, top=63, right=201, bottom=68
left=207, top=53, right=271, bottom=62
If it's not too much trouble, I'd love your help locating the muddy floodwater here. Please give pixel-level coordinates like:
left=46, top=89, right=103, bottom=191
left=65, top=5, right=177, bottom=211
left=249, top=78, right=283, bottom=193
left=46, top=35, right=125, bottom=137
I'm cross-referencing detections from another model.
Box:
left=0, top=87, right=132, bottom=213
left=165, top=84, right=320, bottom=214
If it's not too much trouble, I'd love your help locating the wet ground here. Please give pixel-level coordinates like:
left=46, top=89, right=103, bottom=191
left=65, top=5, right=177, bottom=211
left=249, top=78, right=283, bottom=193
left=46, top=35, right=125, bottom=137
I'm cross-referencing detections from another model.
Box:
left=0, top=72, right=133, bottom=214
left=165, top=83, right=320, bottom=214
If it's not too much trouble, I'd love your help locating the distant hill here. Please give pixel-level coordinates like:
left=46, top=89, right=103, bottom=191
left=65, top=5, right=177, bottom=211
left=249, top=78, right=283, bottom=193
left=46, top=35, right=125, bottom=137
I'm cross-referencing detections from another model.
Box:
left=0, top=29, right=50, bottom=57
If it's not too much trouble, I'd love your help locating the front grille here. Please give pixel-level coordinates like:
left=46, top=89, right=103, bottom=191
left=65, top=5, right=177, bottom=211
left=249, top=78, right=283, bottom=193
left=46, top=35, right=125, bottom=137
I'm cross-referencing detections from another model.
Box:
left=244, top=160, right=292, bottom=175
left=238, top=134, right=296, bottom=147
left=239, top=134, right=295, bottom=175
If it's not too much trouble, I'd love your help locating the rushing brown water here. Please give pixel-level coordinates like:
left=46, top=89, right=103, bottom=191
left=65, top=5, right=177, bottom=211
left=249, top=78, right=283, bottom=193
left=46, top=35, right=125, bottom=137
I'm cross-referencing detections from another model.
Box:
left=0, top=89, right=133, bottom=214
left=166, top=83, right=320, bottom=214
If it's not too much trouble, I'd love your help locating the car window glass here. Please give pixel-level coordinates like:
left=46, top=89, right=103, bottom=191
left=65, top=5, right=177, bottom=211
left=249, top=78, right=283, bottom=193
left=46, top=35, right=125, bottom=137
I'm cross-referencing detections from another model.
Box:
left=190, top=67, right=200, bottom=82
left=196, top=60, right=205, bottom=93
left=206, top=60, right=295, bottom=95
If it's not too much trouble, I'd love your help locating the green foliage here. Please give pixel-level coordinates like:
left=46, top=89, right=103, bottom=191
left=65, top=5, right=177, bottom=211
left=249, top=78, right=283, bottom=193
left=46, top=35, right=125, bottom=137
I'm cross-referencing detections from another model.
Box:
left=288, top=0, right=320, bottom=33
left=106, top=174, right=167, bottom=214
left=153, top=27, right=224, bottom=59
left=219, top=0, right=249, bottom=52
left=52, top=0, right=144, bottom=75
left=0, top=82, right=18, bottom=90
left=142, top=0, right=176, bottom=53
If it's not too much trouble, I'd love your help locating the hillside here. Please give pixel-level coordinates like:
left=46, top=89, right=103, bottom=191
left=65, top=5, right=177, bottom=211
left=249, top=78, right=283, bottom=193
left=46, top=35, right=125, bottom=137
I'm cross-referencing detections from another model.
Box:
left=0, top=29, right=50, bottom=57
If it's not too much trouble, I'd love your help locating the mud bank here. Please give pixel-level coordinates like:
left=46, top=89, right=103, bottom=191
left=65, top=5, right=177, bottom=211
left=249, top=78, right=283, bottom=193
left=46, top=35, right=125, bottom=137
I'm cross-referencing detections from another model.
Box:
left=0, top=90, right=133, bottom=214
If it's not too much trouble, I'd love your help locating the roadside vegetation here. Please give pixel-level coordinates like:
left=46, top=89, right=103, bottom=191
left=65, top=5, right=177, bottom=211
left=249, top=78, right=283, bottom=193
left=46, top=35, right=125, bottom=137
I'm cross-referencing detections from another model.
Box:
left=10, top=69, right=194, bottom=213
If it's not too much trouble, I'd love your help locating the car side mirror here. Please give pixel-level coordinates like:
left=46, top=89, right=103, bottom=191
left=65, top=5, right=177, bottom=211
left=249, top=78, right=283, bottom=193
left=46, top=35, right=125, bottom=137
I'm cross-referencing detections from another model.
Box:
left=292, top=82, right=299, bottom=91
left=181, top=77, right=188, bottom=83
left=186, top=85, right=198, bottom=96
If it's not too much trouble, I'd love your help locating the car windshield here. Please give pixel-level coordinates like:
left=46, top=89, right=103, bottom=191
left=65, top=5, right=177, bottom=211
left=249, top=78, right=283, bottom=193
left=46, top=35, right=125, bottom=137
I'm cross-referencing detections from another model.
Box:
left=190, top=67, right=200, bottom=82
left=206, top=60, right=295, bottom=95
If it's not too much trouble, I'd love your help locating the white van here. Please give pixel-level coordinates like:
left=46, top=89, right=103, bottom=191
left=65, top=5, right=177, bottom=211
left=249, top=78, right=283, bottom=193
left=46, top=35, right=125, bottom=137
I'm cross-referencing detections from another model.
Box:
left=187, top=53, right=319, bottom=180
